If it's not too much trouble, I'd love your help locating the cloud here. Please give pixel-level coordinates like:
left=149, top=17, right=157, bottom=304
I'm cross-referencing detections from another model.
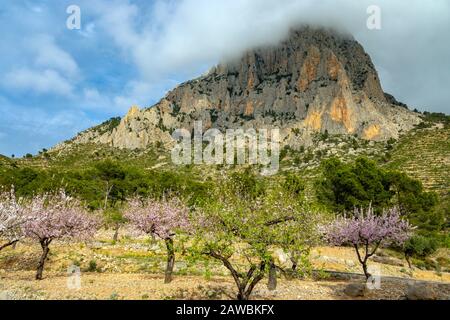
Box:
left=81, top=79, right=177, bottom=113
left=112, top=80, right=167, bottom=109
left=31, top=35, right=80, bottom=77
left=90, top=0, right=354, bottom=78
left=79, top=22, right=96, bottom=38
left=89, top=0, right=450, bottom=112
left=1, top=33, right=79, bottom=97
left=3, top=68, right=74, bottom=96
left=92, top=0, right=304, bottom=78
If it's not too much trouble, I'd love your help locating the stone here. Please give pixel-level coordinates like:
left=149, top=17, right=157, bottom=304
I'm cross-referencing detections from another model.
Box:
left=406, top=282, right=437, bottom=300
left=274, top=248, right=293, bottom=269
left=344, top=282, right=367, bottom=297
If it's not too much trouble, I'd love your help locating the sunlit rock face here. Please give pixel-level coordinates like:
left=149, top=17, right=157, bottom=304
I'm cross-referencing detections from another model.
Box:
left=68, top=26, right=421, bottom=151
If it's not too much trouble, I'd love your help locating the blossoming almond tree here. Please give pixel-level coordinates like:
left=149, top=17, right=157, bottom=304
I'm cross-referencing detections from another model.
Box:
left=325, top=206, right=413, bottom=279
left=0, top=188, right=26, bottom=251
left=23, top=191, right=99, bottom=280
left=191, top=179, right=320, bottom=300
left=192, top=197, right=272, bottom=300
left=125, top=197, right=190, bottom=284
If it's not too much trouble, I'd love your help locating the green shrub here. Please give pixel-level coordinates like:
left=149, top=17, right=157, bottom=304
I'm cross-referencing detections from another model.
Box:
left=316, top=157, right=443, bottom=232
left=87, top=260, right=98, bottom=272
left=109, top=293, right=120, bottom=300
left=404, top=235, right=438, bottom=258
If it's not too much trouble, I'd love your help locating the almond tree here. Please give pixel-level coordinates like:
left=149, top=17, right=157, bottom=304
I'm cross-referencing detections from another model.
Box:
left=124, top=197, right=190, bottom=284
left=23, top=191, right=99, bottom=280
left=103, top=208, right=127, bottom=243
left=0, top=187, right=26, bottom=251
left=191, top=178, right=316, bottom=300
left=325, top=206, right=413, bottom=279
left=192, top=199, right=271, bottom=300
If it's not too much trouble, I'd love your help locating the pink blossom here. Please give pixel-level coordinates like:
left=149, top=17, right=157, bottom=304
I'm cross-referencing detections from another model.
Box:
left=124, top=197, right=190, bottom=239
left=0, top=187, right=26, bottom=247
left=324, top=206, right=414, bottom=279
left=325, top=206, right=413, bottom=247
left=22, top=190, right=99, bottom=242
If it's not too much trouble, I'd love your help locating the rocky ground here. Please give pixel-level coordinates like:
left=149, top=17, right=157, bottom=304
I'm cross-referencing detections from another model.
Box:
left=1, top=229, right=449, bottom=300
left=1, top=272, right=449, bottom=300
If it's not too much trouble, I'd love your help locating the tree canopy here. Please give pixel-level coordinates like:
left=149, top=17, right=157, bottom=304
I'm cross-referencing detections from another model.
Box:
left=316, top=157, right=444, bottom=233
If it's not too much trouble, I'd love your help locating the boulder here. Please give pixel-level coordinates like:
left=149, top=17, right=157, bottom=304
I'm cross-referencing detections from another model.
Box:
left=406, top=282, right=437, bottom=300
left=344, top=282, right=367, bottom=297
left=274, top=248, right=293, bottom=269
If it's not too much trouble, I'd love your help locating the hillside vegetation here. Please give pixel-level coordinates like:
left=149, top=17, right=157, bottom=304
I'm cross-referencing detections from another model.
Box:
left=0, top=118, right=449, bottom=301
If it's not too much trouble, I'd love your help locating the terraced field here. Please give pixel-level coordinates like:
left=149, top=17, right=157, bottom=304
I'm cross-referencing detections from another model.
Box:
left=386, top=126, right=449, bottom=195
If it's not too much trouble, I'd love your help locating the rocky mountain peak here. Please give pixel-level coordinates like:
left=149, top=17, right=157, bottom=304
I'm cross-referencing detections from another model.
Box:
left=66, top=26, right=421, bottom=151
left=124, top=105, right=141, bottom=121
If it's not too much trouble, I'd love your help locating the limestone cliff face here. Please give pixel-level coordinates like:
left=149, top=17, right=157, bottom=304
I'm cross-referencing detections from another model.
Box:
left=68, top=26, right=421, bottom=150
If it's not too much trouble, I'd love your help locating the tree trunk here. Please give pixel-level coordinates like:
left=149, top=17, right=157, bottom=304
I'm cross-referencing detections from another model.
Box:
left=405, top=253, right=413, bottom=270
left=267, top=262, right=277, bottom=291
left=112, top=224, right=120, bottom=242
left=354, top=244, right=372, bottom=280
left=241, top=262, right=266, bottom=300
left=290, top=257, right=298, bottom=271
left=164, top=238, right=175, bottom=284
left=362, top=262, right=371, bottom=280
left=208, top=250, right=266, bottom=301
left=36, top=240, right=51, bottom=280
left=237, top=285, right=247, bottom=300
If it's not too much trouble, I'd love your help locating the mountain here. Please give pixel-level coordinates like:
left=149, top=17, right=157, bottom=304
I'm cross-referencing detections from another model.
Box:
left=57, top=26, right=421, bottom=152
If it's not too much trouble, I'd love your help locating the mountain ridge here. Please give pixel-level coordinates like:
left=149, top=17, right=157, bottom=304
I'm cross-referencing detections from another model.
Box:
left=55, top=26, right=421, bottom=152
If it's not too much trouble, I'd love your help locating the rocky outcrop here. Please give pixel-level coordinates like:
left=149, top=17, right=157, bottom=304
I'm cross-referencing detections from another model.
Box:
left=65, top=26, right=421, bottom=151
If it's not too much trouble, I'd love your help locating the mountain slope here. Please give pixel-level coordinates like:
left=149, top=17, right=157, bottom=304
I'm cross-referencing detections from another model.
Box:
left=58, top=26, right=420, bottom=152
left=386, top=125, right=450, bottom=196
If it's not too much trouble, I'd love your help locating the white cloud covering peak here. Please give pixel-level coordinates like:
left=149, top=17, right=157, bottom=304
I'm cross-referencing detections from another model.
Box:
left=85, top=0, right=450, bottom=114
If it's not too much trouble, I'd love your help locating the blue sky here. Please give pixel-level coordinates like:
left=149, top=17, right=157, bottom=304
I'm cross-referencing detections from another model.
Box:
left=0, top=0, right=449, bottom=157
left=0, top=0, right=195, bottom=157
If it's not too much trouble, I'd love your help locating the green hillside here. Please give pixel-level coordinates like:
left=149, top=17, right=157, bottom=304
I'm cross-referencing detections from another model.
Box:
left=2, top=117, right=448, bottom=208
